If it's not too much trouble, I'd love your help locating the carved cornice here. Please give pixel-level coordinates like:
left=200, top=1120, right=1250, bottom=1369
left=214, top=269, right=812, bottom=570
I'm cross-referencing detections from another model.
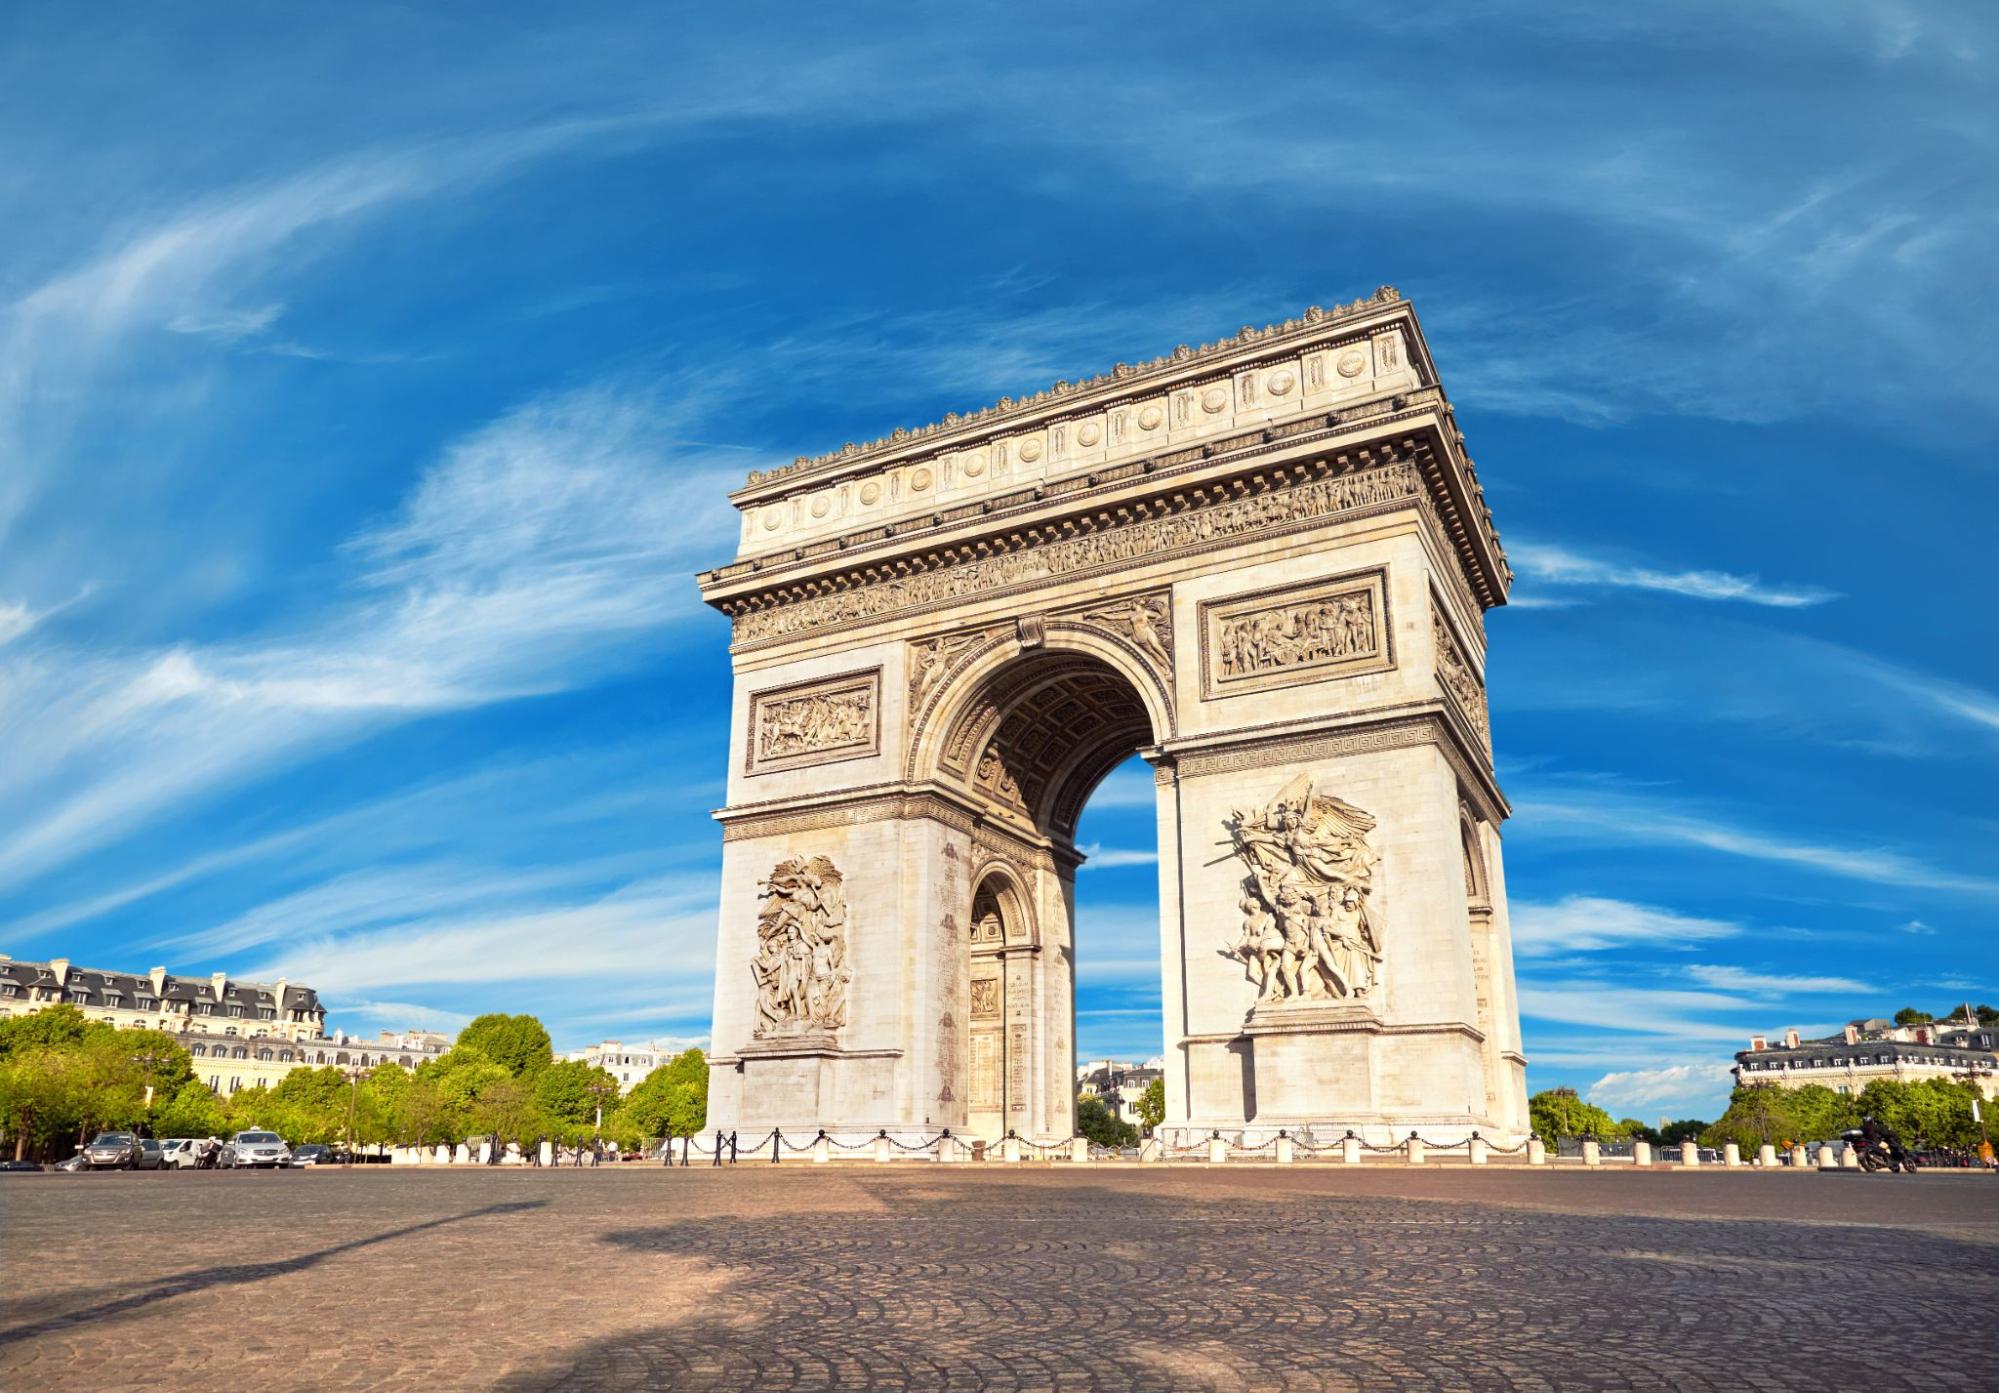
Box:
left=722, top=455, right=1438, bottom=651
left=738, top=286, right=1410, bottom=494
left=715, top=783, right=1078, bottom=870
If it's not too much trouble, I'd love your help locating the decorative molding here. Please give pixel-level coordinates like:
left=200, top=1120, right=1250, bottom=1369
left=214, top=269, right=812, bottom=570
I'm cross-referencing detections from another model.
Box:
left=727, top=460, right=1425, bottom=647
left=1198, top=566, right=1391, bottom=700
left=1430, top=596, right=1491, bottom=754
left=745, top=668, right=881, bottom=775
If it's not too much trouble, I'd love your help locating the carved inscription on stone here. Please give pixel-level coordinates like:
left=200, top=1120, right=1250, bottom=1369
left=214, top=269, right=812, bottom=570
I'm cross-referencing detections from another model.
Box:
left=1432, top=604, right=1490, bottom=749
left=1223, top=774, right=1383, bottom=1005
left=746, top=669, right=880, bottom=774
left=731, top=462, right=1421, bottom=644
left=1199, top=568, right=1391, bottom=699
left=751, top=855, right=853, bottom=1039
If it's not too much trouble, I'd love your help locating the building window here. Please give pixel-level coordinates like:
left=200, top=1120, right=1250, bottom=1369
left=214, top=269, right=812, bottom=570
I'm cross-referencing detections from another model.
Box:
left=315, top=1052, right=326, bottom=1065
left=279, top=1051, right=293, bottom=1063
left=191, top=1044, right=207, bottom=1057
left=336, top=1052, right=350, bottom=1065
left=208, top=1075, right=220, bottom=1090
left=229, top=1077, right=241, bottom=1093
left=228, top=1005, right=244, bottom=1017
left=399, top=1056, right=412, bottom=1067
left=257, top=1050, right=273, bottom=1061
left=231, top=1047, right=248, bottom=1060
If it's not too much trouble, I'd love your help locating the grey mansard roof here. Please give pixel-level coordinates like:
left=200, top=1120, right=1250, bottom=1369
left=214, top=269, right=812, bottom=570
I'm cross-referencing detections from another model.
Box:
left=0, top=956, right=325, bottom=1016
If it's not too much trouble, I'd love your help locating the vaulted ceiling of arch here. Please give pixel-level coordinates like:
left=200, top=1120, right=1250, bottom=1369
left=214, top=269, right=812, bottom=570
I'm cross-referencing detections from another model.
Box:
left=961, top=665, right=1150, bottom=839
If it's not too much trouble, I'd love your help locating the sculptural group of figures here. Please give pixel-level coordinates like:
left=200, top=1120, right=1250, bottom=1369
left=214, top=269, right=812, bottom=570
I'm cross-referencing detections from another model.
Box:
left=1225, top=774, right=1382, bottom=1003
left=1219, top=594, right=1375, bottom=677
left=758, top=690, right=871, bottom=759
left=751, top=855, right=853, bottom=1036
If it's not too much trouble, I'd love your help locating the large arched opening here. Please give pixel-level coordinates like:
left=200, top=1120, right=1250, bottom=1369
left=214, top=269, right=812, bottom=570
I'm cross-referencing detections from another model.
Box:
left=919, top=642, right=1166, bottom=1142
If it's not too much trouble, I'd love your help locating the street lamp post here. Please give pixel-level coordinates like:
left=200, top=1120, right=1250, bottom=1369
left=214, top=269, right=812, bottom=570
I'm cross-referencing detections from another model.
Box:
left=343, top=1064, right=369, bottom=1162
left=586, top=1077, right=616, bottom=1154
left=132, top=1049, right=167, bottom=1115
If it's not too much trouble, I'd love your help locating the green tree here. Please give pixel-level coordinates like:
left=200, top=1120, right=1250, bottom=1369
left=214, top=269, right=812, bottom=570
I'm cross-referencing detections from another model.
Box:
left=1136, top=1077, right=1165, bottom=1135
left=616, top=1049, right=708, bottom=1144
left=534, top=1059, right=618, bottom=1142
left=1782, top=1083, right=1855, bottom=1142
left=455, top=1015, right=554, bottom=1079
left=1893, top=1007, right=1934, bottom=1027
left=151, top=1079, right=228, bottom=1140
left=1527, top=1088, right=1625, bottom=1145
left=1619, top=1118, right=1662, bottom=1145
left=1075, top=1094, right=1138, bottom=1148
left=1658, top=1119, right=1707, bottom=1146
left=0, top=1002, right=98, bottom=1056
left=264, top=1065, right=352, bottom=1144
left=1702, top=1084, right=1792, bottom=1149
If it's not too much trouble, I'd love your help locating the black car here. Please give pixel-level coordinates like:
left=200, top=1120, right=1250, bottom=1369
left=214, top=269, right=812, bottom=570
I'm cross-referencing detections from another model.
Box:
left=292, top=1144, right=333, bottom=1166
left=0, top=1159, right=42, bottom=1172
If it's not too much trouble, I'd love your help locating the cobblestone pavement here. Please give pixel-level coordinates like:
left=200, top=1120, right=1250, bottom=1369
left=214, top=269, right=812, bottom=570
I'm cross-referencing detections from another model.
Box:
left=3, top=1165, right=1993, bottom=1391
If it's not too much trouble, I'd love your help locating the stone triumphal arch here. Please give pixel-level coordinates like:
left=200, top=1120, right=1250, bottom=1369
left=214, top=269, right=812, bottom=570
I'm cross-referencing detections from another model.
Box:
left=696, top=288, right=1528, bottom=1146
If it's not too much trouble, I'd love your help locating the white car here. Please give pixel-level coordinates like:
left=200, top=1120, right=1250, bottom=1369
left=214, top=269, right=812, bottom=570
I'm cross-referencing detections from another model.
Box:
left=159, top=1138, right=202, bottom=1169
left=226, top=1130, right=293, bottom=1168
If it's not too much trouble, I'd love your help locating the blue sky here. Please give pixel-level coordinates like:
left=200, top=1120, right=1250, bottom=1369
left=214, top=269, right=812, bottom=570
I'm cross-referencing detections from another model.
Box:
left=3, top=3, right=1993, bottom=1121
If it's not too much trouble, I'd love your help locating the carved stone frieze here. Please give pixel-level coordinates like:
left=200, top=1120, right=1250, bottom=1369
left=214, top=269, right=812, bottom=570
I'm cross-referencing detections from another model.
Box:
left=1223, top=775, right=1383, bottom=1007
left=1200, top=568, right=1391, bottom=699
left=1431, top=602, right=1490, bottom=751
left=746, top=669, right=881, bottom=775
left=729, top=462, right=1422, bottom=645
left=1071, top=591, right=1172, bottom=676
left=750, top=855, right=853, bottom=1039
left=907, top=629, right=992, bottom=714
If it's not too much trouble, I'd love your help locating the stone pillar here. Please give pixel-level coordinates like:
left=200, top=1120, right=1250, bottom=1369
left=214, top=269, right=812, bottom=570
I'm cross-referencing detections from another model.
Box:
left=812, top=1134, right=831, bottom=1164
left=1582, top=1139, right=1601, bottom=1167
left=1071, top=1136, right=1090, bottom=1164
left=436, top=1143, right=452, bottom=1165
left=1469, top=1135, right=1488, bottom=1166
left=1276, top=1135, right=1294, bottom=1164
left=1341, top=1134, right=1361, bottom=1165
left=1816, top=1144, right=1839, bottom=1171
left=1841, top=1143, right=1860, bottom=1169
left=1680, top=1141, right=1699, bottom=1167
left=1406, top=1135, right=1426, bottom=1165
left=1723, top=1142, right=1741, bottom=1167
left=1002, top=1134, right=1021, bottom=1163
left=1527, top=1137, right=1546, bottom=1165
left=539, top=1140, right=554, bottom=1167
left=1207, top=1134, right=1228, bottom=1164
left=1757, top=1143, right=1777, bottom=1168
left=1633, top=1140, right=1653, bottom=1167
left=1789, top=1144, right=1808, bottom=1169
left=1140, top=1138, right=1163, bottom=1162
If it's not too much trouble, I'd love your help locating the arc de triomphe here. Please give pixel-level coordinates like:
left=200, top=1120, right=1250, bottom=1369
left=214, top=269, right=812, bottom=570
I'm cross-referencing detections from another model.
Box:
left=696, top=288, right=1528, bottom=1146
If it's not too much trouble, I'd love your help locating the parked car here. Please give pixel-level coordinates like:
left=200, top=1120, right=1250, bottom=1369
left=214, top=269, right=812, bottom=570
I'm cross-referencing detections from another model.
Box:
left=133, top=1139, right=167, bottom=1170
left=226, top=1130, right=292, bottom=1168
left=291, top=1143, right=333, bottom=1166
left=0, top=1159, right=42, bottom=1172
left=159, top=1138, right=200, bottom=1169
left=54, top=1153, right=89, bottom=1172
left=81, top=1132, right=143, bottom=1169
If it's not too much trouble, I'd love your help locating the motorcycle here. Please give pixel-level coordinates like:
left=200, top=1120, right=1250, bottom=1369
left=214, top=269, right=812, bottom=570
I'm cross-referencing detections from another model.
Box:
left=1843, top=1127, right=1918, bottom=1174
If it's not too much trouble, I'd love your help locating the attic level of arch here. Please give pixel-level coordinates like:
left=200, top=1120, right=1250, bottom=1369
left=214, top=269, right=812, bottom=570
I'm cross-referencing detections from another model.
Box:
left=703, top=414, right=1510, bottom=657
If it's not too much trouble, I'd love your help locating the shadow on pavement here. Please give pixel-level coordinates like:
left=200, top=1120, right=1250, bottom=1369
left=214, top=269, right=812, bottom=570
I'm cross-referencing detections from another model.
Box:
left=0, top=1199, right=548, bottom=1347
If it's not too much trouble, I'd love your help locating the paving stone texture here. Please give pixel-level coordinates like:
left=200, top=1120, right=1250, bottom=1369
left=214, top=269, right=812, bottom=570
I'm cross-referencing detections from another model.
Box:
left=2, top=1166, right=1993, bottom=1391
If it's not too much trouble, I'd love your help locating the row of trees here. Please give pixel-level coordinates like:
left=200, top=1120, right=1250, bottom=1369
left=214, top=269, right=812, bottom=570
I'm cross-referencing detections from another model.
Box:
left=0, top=1006, right=709, bottom=1162
left=1699, top=1078, right=1989, bottom=1151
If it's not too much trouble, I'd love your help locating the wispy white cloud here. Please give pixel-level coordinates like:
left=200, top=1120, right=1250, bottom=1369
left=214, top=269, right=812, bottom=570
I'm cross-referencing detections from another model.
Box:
left=1586, top=1060, right=1737, bottom=1117
left=1078, top=844, right=1158, bottom=871
left=1508, top=541, right=1837, bottom=608
left=321, top=999, right=473, bottom=1035
left=1511, top=896, right=1742, bottom=956
left=1900, top=919, right=1936, bottom=935
left=165, top=303, right=286, bottom=341
left=1514, top=785, right=1999, bottom=897
left=1683, top=964, right=1875, bottom=994
left=0, top=382, right=745, bottom=891
left=0, top=600, right=36, bottom=646
left=1516, top=982, right=1765, bottom=1038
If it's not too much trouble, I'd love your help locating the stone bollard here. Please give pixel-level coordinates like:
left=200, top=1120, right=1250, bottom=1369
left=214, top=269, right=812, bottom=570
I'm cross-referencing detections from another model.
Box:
left=1528, top=1137, right=1547, bottom=1166
left=1406, top=1134, right=1426, bottom=1165
left=1757, top=1143, right=1777, bottom=1168
left=1724, top=1142, right=1741, bottom=1167
left=875, top=1134, right=892, bottom=1164
left=1582, top=1139, right=1602, bottom=1167
left=1072, top=1136, right=1090, bottom=1164
left=1140, top=1137, right=1163, bottom=1163
left=1841, top=1143, right=1860, bottom=1169
left=1633, top=1140, right=1653, bottom=1167
left=1342, top=1134, right=1361, bottom=1165
left=1276, top=1135, right=1295, bottom=1164
left=1469, top=1135, right=1489, bottom=1166
left=1789, top=1144, right=1808, bottom=1169
left=436, top=1143, right=451, bottom=1165
left=812, top=1133, right=831, bottom=1164
left=1208, top=1134, right=1228, bottom=1164
left=1816, top=1144, right=1839, bottom=1171
left=539, top=1140, right=554, bottom=1167
left=1680, top=1141, right=1700, bottom=1167
left=1002, top=1134, right=1022, bottom=1164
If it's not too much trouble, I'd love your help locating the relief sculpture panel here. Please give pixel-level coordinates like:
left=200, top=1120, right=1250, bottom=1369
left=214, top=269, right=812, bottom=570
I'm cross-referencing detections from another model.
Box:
left=1432, top=603, right=1491, bottom=751
left=1199, top=568, right=1391, bottom=699
left=1224, top=774, right=1383, bottom=1006
left=750, top=855, right=853, bottom=1040
left=746, top=668, right=881, bottom=774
